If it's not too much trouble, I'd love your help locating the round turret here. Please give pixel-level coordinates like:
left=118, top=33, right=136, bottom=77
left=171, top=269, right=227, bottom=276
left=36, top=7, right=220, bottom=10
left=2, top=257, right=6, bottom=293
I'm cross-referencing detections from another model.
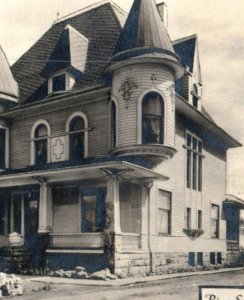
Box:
left=106, top=0, right=184, bottom=164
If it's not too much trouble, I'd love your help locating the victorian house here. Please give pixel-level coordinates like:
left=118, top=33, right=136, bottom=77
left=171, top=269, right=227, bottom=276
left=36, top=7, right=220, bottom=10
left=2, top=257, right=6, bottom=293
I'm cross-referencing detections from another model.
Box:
left=0, top=0, right=242, bottom=276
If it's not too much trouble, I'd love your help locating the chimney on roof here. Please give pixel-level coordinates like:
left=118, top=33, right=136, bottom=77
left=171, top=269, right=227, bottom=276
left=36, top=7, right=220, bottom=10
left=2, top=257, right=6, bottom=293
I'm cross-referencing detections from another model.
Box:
left=157, top=2, right=168, bottom=29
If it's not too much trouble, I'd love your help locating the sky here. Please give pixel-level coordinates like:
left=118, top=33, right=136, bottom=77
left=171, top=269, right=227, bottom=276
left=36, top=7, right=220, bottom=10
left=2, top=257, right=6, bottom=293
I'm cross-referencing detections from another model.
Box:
left=0, top=0, right=243, bottom=198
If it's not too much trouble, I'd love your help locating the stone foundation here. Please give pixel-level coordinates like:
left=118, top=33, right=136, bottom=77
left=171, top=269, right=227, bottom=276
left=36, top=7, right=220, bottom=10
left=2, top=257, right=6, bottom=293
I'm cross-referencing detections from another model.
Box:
left=115, top=251, right=230, bottom=277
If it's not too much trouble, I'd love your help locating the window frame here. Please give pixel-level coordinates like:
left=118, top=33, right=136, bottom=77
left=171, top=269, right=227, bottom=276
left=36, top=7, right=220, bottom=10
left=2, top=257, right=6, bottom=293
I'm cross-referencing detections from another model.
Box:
left=185, top=131, right=204, bottom=191
left=65, top=112, right=89, bottom=160
left=137, top=89, right=167, bottom=145
left=31, top=120, right=51, bottom=166
left=110, top=99, right=118, bottom=149
left=0, top=125, right=9, bottom=170
left=211, top=204, right=220, bottom=239
left=157, top=189, right=172, bottom=236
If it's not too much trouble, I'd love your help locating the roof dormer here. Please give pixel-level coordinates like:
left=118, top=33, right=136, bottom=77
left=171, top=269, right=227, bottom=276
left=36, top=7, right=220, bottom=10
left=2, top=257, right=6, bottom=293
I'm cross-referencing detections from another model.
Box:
left=41, top=25, right=89, bottom=95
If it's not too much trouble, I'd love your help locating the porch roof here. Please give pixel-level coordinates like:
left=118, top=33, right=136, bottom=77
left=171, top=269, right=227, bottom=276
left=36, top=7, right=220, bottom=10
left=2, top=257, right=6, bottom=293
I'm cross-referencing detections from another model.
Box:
left=0, top=161, right=168, bottom=188
left=224, top=194, right=244, bottom=208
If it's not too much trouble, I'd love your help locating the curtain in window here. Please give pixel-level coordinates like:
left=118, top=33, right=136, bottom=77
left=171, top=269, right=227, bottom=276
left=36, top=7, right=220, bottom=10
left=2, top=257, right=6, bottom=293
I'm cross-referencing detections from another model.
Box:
left=158, top=190, right=171, bottom=234
left=35, top=124, right=48, bottom=165
left=69, top=117, right=85, bottom=163
left=142, top=92, right=164, bottom=144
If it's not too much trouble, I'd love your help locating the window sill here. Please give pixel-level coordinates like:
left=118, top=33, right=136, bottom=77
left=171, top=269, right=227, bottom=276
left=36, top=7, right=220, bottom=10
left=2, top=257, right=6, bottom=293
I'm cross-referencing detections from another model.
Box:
left=158, top=233, right=171, bottom=237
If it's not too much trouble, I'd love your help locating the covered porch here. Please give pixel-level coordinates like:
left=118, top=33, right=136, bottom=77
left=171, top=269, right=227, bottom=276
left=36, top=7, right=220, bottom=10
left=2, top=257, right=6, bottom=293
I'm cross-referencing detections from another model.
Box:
left=0, top=161, right=168, bottom=255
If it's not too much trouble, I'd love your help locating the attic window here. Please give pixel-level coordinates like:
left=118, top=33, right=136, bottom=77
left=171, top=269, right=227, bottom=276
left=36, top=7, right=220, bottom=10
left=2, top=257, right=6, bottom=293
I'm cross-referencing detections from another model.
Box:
left=192, top=84, right=200, bottom=109
left=52, top=73, right=66, bottom=92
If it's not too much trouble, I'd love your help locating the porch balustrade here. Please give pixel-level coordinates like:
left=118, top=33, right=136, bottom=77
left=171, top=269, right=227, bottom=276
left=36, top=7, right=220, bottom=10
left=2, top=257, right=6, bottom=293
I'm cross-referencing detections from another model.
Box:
left=121, top=233, right=141, bottom=251
left=50, top=233, right=104, bottom=249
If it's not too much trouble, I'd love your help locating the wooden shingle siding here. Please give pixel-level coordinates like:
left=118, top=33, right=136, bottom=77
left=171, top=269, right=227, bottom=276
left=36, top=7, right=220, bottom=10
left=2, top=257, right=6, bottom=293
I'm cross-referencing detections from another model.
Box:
left=10, top=97, right=110, bottom=169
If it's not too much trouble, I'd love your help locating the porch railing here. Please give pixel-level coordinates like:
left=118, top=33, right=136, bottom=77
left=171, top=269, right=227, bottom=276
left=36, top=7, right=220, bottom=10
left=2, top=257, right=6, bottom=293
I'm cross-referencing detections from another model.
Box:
left=50, top=233, right=104, bottom=249
left=121, top=233, right=141, bottom=251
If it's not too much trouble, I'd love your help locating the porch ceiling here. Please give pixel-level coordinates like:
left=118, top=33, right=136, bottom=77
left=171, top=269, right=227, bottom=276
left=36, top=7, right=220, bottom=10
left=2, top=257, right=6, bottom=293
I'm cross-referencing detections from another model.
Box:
left=0, top=161, right=168, bottom=188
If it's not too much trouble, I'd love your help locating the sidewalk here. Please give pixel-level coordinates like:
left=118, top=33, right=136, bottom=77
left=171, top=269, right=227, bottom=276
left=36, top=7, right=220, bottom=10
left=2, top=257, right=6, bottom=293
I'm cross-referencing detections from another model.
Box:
left=27, top=267, right=244, bottom=287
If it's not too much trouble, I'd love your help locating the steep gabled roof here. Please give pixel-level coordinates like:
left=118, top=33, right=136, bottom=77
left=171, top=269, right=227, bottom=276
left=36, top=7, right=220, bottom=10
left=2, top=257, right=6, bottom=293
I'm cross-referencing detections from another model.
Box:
left=173, top=35, right=196, bottom=72
left=11, top=2, right=122, bottom=103
left=0, top=45, right=18, bottom=103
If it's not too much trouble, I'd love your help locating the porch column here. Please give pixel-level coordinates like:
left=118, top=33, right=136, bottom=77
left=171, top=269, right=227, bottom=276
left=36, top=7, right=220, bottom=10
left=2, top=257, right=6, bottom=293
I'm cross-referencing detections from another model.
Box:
left=106, top=175, right=121, bottom=234
left=38, top=182, right=52, bottom=233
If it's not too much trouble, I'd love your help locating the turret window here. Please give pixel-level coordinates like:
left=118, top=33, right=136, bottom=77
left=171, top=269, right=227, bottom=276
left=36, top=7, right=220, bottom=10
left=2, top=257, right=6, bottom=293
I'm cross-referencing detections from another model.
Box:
left=142, top=92, right=164, bottom=144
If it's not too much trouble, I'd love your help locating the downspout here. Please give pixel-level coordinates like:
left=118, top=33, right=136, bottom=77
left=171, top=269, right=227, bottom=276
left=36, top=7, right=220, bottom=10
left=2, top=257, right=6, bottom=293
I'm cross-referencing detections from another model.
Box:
left=145, top=180, right=153, bottom=274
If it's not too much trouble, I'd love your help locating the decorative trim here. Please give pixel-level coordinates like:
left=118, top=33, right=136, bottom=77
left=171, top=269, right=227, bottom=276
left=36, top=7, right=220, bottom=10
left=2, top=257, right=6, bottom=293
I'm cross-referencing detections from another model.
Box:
left=118, top=78, right=137, bottom=108
left=111, top=144, right=176, bottom=161
left=183, top=228, right=204, bottom=238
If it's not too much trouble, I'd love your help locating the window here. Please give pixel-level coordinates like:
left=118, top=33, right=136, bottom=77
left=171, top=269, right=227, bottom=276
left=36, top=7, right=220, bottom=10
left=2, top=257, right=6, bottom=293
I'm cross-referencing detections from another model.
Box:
left=197, top=252, right=203, bottom=266
left=31, top=120, right=51, bottom=166
left=66, top=112, right=88, bottom=162
left=186, top=133, right=203, bottom=191
left=34, top=124, right=48, bottom=165
left=52, top=73, right=66, bottom=92
left=81, top=188, right=106, bottom=233
left=217, top=252, right=222, bottom=264
left=69, top=116, right=85, bottom=162
left=0, top=128, right=6, bottom=169
left=142, top=92, right=164, bottom=144
left=188, top=252, right=195, bottom=266
left=111, top=101, right=117, bottom=149
left=158, top=190, right=171, bottom=235
left=210, top=252, right=216, bottom=265
left=186, top=207, right=191, bottom=229
left=198, top=210, right=202, bottom=230
left=192, top=84, right=199, bottom=109
left=211, top=204, right=220, bottom=238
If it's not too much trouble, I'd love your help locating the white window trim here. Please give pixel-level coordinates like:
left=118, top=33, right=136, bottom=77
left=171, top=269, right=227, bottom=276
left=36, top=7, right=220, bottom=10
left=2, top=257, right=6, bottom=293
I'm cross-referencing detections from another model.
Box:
left=48, top=70, right=70, bottom=95
left=31, top=119, right=51, bottom=165
left=65, top=111, right=89, bottom=160
left=0, top=125, right=10, bottom=170
left=156, top=188, right=172, bottom=235
left=137, top=88, right=167, bottom=144
left=110, top=98, right=118, bottom=149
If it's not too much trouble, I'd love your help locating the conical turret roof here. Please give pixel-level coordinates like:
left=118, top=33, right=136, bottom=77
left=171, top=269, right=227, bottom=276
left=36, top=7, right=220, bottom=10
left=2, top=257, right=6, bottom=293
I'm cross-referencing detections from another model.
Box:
left=0, top=45, right=18, bottom=103
left=107, top=0, right=183, bottom=79
left=115, top=0, right=174, bottom=53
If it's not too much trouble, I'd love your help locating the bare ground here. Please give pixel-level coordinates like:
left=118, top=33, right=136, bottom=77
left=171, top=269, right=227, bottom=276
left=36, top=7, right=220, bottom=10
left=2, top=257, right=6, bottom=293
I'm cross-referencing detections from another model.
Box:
left=10, top=269, right=244, bottom=300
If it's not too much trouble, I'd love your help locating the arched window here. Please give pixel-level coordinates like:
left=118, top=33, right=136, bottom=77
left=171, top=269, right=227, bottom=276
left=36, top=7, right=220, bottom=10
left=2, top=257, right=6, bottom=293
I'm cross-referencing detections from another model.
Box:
left=34, top=124, right=48, bottom=165
left=69, top=116, right=85, bottom=162
left=111, top=101, right=117, bottom=149
left=142, top=92, right=164, bottom=144
left=31, top=120, right=51, bottom=166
